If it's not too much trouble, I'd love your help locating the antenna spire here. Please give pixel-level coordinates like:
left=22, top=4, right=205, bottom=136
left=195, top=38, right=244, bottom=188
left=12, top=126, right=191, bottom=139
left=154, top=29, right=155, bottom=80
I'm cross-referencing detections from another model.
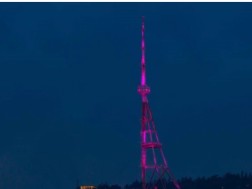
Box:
left=138, top=16, right=150, bottom=101
left=141, top=16, right=146, bottom=86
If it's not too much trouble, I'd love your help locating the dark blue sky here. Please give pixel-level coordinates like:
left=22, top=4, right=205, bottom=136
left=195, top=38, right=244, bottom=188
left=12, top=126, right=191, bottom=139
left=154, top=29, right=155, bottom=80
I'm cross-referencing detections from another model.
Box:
left=0, top=3, right=252, bottom=189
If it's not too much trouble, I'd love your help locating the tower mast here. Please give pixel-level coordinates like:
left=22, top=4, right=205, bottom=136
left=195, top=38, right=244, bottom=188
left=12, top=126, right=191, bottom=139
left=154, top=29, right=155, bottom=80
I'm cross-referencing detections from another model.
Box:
left=141, top=16, right=146, bottom=86
left=137, top=17, right=181, bottom=189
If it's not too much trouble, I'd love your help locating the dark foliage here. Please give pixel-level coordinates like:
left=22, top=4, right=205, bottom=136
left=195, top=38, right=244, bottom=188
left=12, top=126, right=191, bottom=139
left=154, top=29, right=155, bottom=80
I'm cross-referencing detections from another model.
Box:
left=95, top=172, right=252, bottom=189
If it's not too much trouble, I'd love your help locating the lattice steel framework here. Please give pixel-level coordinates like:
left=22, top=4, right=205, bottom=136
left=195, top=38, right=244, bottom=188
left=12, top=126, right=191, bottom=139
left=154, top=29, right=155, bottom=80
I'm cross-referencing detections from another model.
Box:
left=137, top=17, right=181, bottom=189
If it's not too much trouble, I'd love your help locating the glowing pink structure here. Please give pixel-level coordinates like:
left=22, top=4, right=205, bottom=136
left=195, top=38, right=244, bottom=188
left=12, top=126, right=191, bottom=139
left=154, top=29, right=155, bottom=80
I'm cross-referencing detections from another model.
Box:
left=137, top=17, right=181, bottom=189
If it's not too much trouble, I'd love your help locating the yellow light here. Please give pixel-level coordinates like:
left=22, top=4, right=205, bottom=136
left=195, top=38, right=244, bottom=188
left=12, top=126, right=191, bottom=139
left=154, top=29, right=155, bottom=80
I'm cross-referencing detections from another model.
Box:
left=80, top=186, right=96, bottom=189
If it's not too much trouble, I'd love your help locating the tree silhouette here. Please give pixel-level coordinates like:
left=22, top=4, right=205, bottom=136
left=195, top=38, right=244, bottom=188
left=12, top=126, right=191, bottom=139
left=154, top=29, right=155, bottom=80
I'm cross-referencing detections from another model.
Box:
left=91, top=172, right=252, bottom=189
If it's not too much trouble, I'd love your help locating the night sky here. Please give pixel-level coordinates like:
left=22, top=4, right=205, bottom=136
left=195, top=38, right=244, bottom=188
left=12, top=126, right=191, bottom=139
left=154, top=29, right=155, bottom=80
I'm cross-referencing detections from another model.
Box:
left=0, top=3, right=252, bottom=189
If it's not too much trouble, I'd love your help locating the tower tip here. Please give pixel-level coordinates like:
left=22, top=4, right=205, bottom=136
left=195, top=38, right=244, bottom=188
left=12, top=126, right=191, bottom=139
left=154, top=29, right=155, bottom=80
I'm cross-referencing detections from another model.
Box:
left=139, top=15, right=147, bottom=88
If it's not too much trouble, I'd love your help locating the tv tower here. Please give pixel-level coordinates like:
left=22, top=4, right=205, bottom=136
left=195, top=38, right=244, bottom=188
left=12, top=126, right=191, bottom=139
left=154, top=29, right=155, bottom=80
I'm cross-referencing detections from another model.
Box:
left=137, top=17, right=181, bottom=189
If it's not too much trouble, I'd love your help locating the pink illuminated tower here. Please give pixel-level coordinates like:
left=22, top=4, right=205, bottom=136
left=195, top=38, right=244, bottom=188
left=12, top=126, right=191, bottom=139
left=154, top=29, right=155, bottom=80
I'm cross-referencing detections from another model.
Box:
left=137, top=17, right=181, bottom=189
